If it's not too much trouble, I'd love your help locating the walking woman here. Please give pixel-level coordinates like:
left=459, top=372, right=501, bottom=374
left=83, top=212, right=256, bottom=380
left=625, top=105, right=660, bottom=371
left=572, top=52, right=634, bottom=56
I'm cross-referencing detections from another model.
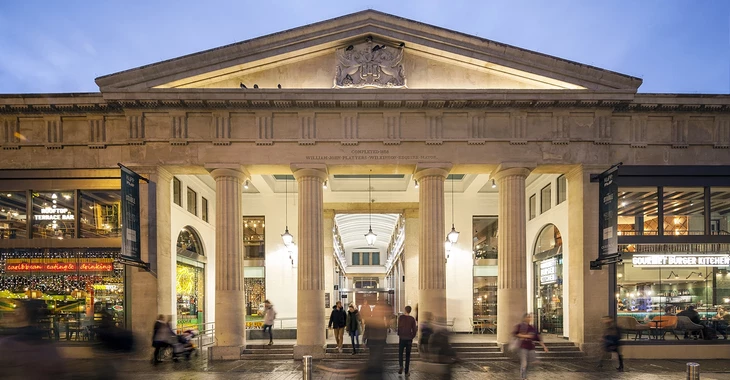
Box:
left=598, top=316, right=624, bottom=372
left=262, top=300, right=277, bottom=345
left=513, top=313, right=548, bottom=380
left=346, top=304, right=362, bottom=355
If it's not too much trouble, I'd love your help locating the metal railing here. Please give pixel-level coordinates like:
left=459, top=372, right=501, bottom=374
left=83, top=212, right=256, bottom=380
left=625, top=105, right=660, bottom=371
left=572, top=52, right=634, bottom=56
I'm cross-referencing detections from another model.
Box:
left=245, top=317, right=297, bottom=330
left=177, top=321, right=215, bottom=349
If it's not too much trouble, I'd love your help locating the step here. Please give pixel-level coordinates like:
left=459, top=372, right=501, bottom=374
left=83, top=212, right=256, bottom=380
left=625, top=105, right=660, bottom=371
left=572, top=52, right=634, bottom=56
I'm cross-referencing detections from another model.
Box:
left=451, top=343, right=500, bottom=348
left=245, top=344, right=295, bottom=349
left=452, top=348, right=502, bottom=354
left=240, top=353, right=293, bottom=360
left=243, top=349, right=293, bottom=354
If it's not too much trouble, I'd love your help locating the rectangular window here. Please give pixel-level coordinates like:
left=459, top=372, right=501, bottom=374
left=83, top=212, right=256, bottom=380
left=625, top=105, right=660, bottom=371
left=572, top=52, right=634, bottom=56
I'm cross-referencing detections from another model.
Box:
left=663, top=187, right=704, bottom=236
left=372, top=252, right=380, bottom=265
left=0, top=191, right=28, bottom=239
left=187, top=187, right=197, bottom=215
left=201, top=197, right=209, bottom=223
left=173, top=177, right=182, bottom=206
left=362, top=252, right=370, bottom=265
left=541, top=184, right=552, bottom=214
left=79, top=190, right=121, bottom=238
left=529, top=195, right=536, bottom=220
left=31, top=191, right=75, bottom=239
left=617, top=187, right=659, bottom=236
left=557, top=175, right=567, bottom=204
left=243, top=217, right=265, bottom=259
left=352, top=252, right=360, bottom=265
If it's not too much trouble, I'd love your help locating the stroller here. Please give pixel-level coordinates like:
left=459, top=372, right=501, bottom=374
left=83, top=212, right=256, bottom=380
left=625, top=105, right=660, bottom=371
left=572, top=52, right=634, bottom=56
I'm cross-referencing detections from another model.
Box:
left=171, top=329, right=198, bottom=361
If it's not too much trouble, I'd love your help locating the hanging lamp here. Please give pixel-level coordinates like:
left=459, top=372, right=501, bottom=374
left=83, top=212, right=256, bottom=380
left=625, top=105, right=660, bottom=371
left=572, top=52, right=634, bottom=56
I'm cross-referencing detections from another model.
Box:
left=447, top=174, right=460, bottom=244
left=364, top=171, right=377, bottom=246
left=281, top=175, right=294, bottom=247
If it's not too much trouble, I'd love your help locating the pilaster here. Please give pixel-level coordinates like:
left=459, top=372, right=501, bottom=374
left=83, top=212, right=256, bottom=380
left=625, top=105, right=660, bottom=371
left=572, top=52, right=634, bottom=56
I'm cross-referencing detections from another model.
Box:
left=292, top=164, right=328, bottom=359
left=403, top=209, right=419, bottom=310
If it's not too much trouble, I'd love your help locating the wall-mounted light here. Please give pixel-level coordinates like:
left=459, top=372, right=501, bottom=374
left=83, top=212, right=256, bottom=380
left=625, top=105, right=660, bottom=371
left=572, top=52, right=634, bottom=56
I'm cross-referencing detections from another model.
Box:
left=686, top=271, right=704, bottom=279
left=667, top=271, right=679, bottom=280
left=244, top=180, right=249, bottom=189
left=414, top=180, right=419, bottom=189
left=491, top=179, right=496, bottom=188
left=323, top=180, right=328, bottom=189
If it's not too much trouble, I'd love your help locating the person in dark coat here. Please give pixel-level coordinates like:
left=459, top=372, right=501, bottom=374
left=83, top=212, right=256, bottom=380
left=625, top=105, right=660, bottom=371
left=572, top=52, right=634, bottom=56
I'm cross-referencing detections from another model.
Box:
left=397, top=306, right=417, bottom=375
left=346, top=304, right=362, bottom=354
left=152, top=314, right=174, bottom=364
left=598, top=316, right=624, bottom=372
left=328, top=301, right=347, bottom=353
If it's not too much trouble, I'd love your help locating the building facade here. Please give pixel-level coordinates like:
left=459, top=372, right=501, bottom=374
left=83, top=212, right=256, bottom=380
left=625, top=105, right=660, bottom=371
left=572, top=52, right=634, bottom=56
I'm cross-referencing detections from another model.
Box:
left=1, top=11, right=729, bottom=359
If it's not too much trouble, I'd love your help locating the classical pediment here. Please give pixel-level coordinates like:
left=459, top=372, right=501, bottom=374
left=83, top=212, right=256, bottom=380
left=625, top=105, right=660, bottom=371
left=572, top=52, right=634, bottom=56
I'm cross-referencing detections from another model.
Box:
left=95, top=10, right=641, bottom=92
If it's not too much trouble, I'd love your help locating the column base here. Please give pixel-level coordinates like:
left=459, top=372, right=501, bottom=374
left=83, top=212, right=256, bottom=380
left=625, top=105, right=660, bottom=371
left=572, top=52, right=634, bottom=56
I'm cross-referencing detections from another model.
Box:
left=208, top=346, right=244, bottom=361
left=293, top=344, right=326, bottom=359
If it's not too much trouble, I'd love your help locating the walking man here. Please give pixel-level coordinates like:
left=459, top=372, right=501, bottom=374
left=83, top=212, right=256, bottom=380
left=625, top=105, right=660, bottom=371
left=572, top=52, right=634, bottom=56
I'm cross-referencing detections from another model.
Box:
left=346, top=304, right=362, bottom=355
left=262, top=300, right=277, bottom=345
left=397, top=305, right=417, bottom=376
left=328, top=301, right=347, bottom=353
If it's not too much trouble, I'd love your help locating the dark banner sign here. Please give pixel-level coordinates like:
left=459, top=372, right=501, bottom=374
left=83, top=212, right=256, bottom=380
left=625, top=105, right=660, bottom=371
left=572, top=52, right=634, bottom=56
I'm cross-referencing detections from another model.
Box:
left=121, top=166, right=142, bottom=262
left=598, top=165, right=619, bottom=259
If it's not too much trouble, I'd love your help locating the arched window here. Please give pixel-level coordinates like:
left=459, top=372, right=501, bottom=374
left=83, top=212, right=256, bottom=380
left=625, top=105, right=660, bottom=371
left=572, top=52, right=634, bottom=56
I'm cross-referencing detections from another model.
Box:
left=177, top=226, right=204, bottom=256
left=533, top=224, right=562, bottom=260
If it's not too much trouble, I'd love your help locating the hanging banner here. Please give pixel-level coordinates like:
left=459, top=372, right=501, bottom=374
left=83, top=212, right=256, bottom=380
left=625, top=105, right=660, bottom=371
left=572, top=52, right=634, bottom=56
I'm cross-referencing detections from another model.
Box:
left=120, top=166, right=142, bottom=262
left=598, top=165, right=619, bottom=259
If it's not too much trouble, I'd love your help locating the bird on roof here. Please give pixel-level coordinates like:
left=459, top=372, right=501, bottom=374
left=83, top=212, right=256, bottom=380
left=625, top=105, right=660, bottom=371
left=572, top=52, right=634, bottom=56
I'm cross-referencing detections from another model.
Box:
left=346, top=45, right=354, bottom=51
left=240, top=83, right=247, bottom=89
left=399, top=42, right=406, bottom=48
left=253, top=84, right=259, bottom=89
left=372, top=45, right=385, bottom=52
left=277, top=84, right=282, bottom=89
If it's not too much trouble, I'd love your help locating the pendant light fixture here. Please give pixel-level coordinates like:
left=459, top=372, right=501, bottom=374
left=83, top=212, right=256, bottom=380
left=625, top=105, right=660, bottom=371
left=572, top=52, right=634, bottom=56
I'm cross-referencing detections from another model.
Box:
left=447, top=174, right=460, bottom=244
left=281, top=175, right=294, bottom=247
left=364, top=171, right=377, bottom=246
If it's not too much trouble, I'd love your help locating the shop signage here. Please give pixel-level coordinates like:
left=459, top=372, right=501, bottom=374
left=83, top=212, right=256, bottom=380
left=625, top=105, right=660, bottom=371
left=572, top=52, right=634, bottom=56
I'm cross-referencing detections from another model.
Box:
left=33, top=207, right=74, bottom=221
left=121, top=166, right=142, bottom=262
left=540, top=258, right=558, bottom=285
left=632, top=254, right=730, bottom=267
left=598, top=165, right=619, bottom=259
left=6, top=262, right=114, bottom=272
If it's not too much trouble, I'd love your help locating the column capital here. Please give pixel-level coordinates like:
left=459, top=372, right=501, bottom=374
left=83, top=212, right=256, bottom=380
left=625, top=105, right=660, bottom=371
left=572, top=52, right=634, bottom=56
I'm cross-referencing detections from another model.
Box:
left=413, top=162, right=452, bottom=181
left=206, top=164, right=249, bottom=182
left=490, top=162, right=534, bottom=182
left=291, top=163, right=328, bottom=182
left=565, top=164, right=612, bottom=180
left=128, top=166, right=173, bottom=182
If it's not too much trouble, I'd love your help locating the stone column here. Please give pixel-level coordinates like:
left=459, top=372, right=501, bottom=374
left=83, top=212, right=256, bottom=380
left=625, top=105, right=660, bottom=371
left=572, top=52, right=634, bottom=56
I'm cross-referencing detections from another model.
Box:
left=209, top=166, right=247, bottom=360
left=127, top=166, right=172, bottom=358
left=403, top=209, right=419, bottom=309
left=492, top=164, right=531, bottom=344
left=414, top=164, right=451, bottom=323
left=292, top=164, right=328, bottom=358
left=567, top=166, right=608, bottom=356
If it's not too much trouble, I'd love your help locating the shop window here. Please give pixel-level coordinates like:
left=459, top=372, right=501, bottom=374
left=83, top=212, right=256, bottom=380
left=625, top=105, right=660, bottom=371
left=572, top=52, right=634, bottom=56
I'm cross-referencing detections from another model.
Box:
left=557, top=175, right=567, bottom=204
left=187, top=187, right=197, bottom=216
left=663, top=187, right=705, bottom=236
left=176, top=262, right=205, bottom=327
left=244, top=267, right=266, bottom=319
left=32, top=191, right=75, bottom=239
left=177, top=227, right=204, bottom=256
left=201, top=197, right=209, bottom=223
left=173, top=177, right=182, bottom=206
left=0, top=248, right=126, bottom=339
left=243, top=217, right=265, bottom=259
left=352, top=252, right=360, bottom=265
left=473, top=216, right=498, bottom=261
left=710, top=187, right=730, bottom=236
left=616, top=243, right=730, bottom=342
left=540, top=184, right=552, bottom=214
left=533, top=224, right=563, bottom=335
left=473, top=216, right=498, bottom=328
left=617, top=187, right=659, bottom=236
left=0, top=191, right=28, bottom=239
left=529, top=195, right=536, bottom=220
left=80, top=191, right=121, bottom=238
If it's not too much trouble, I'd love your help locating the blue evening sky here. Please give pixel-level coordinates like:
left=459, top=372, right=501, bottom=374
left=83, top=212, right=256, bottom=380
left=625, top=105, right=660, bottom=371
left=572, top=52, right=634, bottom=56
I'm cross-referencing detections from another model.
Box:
left=0, top=0, right=728, bottom=94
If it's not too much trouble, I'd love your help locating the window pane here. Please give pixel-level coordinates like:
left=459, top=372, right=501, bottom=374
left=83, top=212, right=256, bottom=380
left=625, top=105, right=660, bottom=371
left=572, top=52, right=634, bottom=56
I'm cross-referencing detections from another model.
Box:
left=79, top=191, right=121, bottom=238
left=362, top=252, right=370, bottom=265
left=473, top=216, right=498, bottom=262
left=529, top=195, right=536, bottom=220
left=372, top=252, right=380, bottom=265
left=710, top=187, right=730, bottom=236
left=32, top=191, right=75, bottom=239
left=201, top=197, right=209, bottom=223
left=663, top=187, right=705, bottom=236
left=540, top=184, right=551, bottom=213
left=186, top=188, right=197, bottom=215
left=0, top=192, right=28, bottom=239
left=557, top=175, right=567, bottom=204
left=243, top=217, right=265, bottom=259
left=352, top=252, right=360, bottom=265
left=173, top=178, right=182, bottom=206
left=618, top=187, right=659, bottom=236
left=177, top=227, right=204, bottom=255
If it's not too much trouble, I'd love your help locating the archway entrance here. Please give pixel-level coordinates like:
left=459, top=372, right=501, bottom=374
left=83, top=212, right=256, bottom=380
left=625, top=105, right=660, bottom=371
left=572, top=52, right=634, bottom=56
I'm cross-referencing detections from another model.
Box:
left=176, top=226, right=206, bottom=328
left=533, top=224, right=563, bottom=335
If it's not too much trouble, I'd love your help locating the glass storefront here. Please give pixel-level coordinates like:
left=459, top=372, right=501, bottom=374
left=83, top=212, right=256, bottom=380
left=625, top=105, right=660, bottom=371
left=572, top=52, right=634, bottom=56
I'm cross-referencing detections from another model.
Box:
left=533, top=224, right=563, bottom=335
left=0, top=248, right=125, bottom=340
left=176, top=227, right=205, bottom=328
left=473, top=216, right=498, bottom=333
left=244, top=267, right=265, bottom=318
left=0, top=192, right=28, bottom=239
left=243, top=217, right=265, bottom=259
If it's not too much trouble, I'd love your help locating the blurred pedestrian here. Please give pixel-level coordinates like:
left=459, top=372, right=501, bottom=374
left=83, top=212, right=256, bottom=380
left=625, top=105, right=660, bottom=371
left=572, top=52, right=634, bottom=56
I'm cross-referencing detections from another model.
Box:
left=427, top=321, right=458, bottom=380
left=263, top=300, right=277, bottom=345
left=328, top=301, right=347, bottom=353
left=419, top=311, right=434, bottom=356
left=346, top=304, right=362, bottom=355
left=598, top=316, right=623, bottom=372
left=513, top=313, right=548, bottom=380
left=361, top=299, right=390, bottom=379
left=397, top=305, right=417, bottom=375
left=152, top=314, right=174, bottom=364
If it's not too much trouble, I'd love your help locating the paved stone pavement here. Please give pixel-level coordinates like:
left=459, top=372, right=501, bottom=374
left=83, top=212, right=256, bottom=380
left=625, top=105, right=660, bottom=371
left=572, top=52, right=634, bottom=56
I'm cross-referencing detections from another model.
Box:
left=68, top=356, right=730, bottom=380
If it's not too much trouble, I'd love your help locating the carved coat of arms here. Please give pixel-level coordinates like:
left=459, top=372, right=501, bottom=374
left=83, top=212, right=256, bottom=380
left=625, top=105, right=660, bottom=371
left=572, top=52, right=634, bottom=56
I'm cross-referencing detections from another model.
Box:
left=334, top=41, right=406, bottom=88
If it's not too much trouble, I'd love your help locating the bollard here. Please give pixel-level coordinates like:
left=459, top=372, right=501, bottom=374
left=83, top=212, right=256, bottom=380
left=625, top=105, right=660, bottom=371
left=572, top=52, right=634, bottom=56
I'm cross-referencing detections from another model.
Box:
left=686, top=362, right=700, bottom=380
left=303, top=355, right=313, bottom=380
